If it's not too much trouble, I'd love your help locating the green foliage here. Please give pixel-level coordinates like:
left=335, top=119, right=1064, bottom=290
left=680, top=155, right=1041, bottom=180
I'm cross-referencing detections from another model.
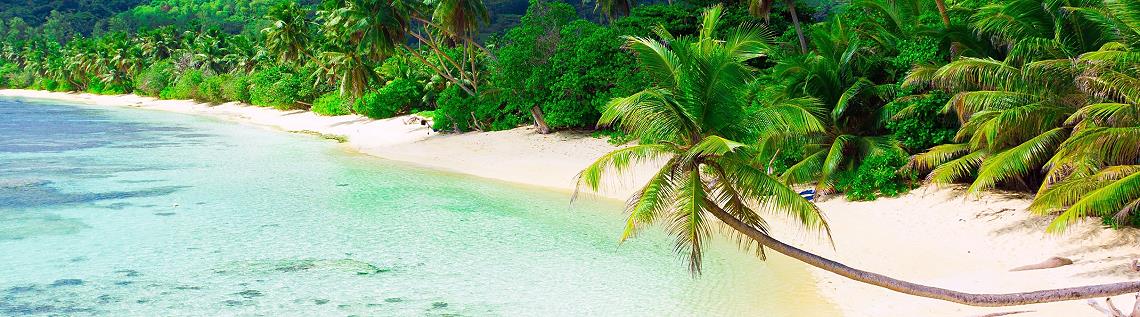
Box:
left=198, top=75, right=228, bottom=103
left=249, top=66, right=313, bottom=109
left=249, top=67, right=286, bottom=107
left=222, top=74, right=251, bottom=103
left=162, top=70, right=204, bottom=100
left=490, top=0, right=646, bottom=131
left=354, top=78, right=421, bottom=119
left=311, top=92, right=353, bottom=116
left=433, top=85, right=516, bottom=132
left=884, top=91, right=957, bottom=152
left=134, top=61, right=175, bottom=97
left=835, top=152, right=915, bottom=201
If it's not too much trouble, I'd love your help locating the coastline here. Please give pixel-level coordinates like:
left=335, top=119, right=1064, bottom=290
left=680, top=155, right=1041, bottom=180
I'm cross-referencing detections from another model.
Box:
left=4, top=89, right=1139, bottom=316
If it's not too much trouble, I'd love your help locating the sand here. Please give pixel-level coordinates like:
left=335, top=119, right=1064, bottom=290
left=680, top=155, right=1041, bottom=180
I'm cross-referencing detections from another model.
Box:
left=4, top=89, right=1139, bottom=317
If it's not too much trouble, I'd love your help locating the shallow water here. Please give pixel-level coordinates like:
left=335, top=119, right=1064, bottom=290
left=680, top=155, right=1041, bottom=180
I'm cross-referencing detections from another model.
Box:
left=0, top=97, right=837, bottom=316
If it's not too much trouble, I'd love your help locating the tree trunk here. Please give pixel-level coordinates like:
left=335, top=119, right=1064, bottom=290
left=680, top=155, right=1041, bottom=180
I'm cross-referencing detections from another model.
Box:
left=705, top=206, right=1140, bottom=307
left=785, top=0, right=808, bottom=54
left=531, top=105, right=551, bottom=134
left=935, top=0, right=958, bottom=59
left=935, top=0, right=951, bottom=28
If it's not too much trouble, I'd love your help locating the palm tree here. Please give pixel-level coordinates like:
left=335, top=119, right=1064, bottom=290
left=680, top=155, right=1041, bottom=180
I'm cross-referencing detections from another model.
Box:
left=903, top=0, right=1125, bottom=197
left=579, top=4, right=828, bottom=273
left=583, top=5, right=1140, bottom=307
left=315, top=44, right=379, bottom=102
left=591, top=0, right=637, bottom=21
left=261, top=2, right=312, bottom=65
left=769, top=19, right=906, bottom=196
left=750, top=0, right=809, bottom=53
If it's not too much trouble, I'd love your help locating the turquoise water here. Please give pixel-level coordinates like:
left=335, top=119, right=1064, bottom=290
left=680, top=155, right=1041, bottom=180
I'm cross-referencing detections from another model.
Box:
left=0, top=97, right=836, bottom=316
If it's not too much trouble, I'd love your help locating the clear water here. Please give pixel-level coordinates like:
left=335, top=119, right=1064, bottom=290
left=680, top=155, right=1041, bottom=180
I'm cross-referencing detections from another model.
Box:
left=0, top=97, right=837, bottom=316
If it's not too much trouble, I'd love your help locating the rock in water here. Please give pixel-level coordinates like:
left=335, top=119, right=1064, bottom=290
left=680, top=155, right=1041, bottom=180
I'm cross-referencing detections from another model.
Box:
left=1009, top=257, right=1074, bottom=271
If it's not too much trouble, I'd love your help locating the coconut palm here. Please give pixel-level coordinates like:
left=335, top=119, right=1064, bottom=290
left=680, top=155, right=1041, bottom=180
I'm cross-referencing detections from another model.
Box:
left=315, top=44, right=379, bottom=102
left=579, top=4, right=828, bottom=273
left=261, top=2, right=312, bottom=65
left=768, top=19, right=907, bottom=195
left=591, top=0, right=637, bottom=21
left=749, top=0, right=808, bottom=53
left=583, top=4, right=1140, bottom=306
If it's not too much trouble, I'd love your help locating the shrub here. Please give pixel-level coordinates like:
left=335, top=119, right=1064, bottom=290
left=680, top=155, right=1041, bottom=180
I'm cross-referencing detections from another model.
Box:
left=223, top=74, right=251, bottom=103
left=354, top=78, right=420, bottom=119
left=884, top=91, right=958, bottom=152
left=134, top=61, right=175, bottom=97
left=311, top=92, right=352, bottom=116
left=162, top=70, right=204, bottom=100
left=491, top=3, right=646, bottom=131
left=836, top=152, right=915, bottom=201
left=53, top=81, right=74, bottom=92
left=249, top=66, right=312, bottom=109
left=198, top=75, right=227, bottom=103
left=3, top=70, right=34, bottom=89
left=86, top=77, right=106, bottom=94
left=250, top=67, right=285, bottom=107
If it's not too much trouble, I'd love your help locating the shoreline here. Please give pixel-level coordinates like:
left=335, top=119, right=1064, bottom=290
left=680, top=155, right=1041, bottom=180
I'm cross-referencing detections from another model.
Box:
left=4, top=89, right=1140, bottom=316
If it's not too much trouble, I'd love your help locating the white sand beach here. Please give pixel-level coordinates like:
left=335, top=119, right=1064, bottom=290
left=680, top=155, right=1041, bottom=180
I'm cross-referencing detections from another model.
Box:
left=4, top=89, right=1138, bottom=316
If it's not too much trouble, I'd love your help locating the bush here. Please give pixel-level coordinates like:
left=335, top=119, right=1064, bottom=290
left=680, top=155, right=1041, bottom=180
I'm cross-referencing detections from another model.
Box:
left=432, top=85, right=517, bottom=132
left=134, top=61, right=175, bottom=97
left=249, top=66, right=313, bottom=109
left=162, top=70, right=204, bottom=100
left=249, top=67, right=285, bottom=107
left=311, top=92, right=352, bottom=116
left=223, top=75, right=251, bottom=103
left=836, top=152, right=915, bottom=201
left=198, top=75, right=227, bottom=103
left=884, top=91, right=958, bottom=152
left=53, top=81, right=74, bottom=92
left=87, top=78, right=105, bottom=94
left=3, top=70, right=34, bottom=89
left=491, top=2, right=646, bottom=131
left=1103, top=213, right=1140, bottom=229
left=354, top=78, right=421, bottom=119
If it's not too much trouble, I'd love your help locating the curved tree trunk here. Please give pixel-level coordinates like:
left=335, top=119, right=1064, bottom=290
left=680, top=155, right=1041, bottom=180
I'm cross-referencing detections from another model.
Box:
left=785, top=0, right=808, bottom=54
left=705, top=207, right=1140, bottom=307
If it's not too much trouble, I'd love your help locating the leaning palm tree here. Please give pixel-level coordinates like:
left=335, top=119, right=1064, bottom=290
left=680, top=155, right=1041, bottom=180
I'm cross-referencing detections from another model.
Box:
left=582, top=5, right=1140, bottom=307
left=579, top=4, right=828, bottom=273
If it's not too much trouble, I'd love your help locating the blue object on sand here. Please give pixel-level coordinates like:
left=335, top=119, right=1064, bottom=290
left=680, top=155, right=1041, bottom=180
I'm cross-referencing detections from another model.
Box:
left=798, top=189, right=815, bottom=201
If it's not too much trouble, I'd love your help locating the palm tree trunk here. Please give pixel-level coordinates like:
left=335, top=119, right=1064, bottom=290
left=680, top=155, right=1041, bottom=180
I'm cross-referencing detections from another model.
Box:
left=705, top=206, right=1140, bottom=307
left=935, top=0, right=950, bottom=28
left=934, top=0, right=958, bottom=59
left=785, top=0, right=808, bottom=54
left=531, top=105, right=551, bottom=134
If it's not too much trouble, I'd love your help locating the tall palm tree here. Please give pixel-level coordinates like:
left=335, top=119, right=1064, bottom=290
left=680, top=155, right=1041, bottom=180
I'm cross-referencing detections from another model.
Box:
left=261, top=2, right=312, bottom=65
left=583, top=5, right=1140, bottom=307
left=750, top=0, right=809, bottom=53
left=591, top=0, right=637, bottom=21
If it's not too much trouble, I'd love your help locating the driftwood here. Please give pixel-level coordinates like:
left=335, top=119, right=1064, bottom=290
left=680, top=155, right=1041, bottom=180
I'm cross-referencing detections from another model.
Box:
left=1089, top=292, right=1140, bottom=317
left=1010, top=257, right=1073, bottom=271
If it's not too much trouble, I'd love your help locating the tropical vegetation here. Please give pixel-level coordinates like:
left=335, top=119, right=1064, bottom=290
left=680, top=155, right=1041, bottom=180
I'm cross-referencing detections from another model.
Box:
left=3, top=0, right=1140, bottom=307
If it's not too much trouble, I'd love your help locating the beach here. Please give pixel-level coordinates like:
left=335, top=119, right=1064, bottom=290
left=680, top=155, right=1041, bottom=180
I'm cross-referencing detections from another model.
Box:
left=3, top=89, right=1138, bottom=316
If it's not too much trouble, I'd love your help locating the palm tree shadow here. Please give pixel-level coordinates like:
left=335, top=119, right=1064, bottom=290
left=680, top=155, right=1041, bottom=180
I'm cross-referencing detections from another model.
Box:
left=330, top=117, right=370, bottom=127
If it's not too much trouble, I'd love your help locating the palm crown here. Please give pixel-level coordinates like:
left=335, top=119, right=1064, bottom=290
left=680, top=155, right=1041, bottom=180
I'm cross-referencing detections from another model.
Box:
left=577, top=5, right=829, bottom=273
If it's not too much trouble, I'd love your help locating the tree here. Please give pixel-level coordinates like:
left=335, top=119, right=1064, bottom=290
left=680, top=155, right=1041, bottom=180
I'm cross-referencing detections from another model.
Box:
left=750, top=0, right=808, bottom=53
left=582, top=4, right=1140, bottom=307
left=261, top=2, right=312, bottom=65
